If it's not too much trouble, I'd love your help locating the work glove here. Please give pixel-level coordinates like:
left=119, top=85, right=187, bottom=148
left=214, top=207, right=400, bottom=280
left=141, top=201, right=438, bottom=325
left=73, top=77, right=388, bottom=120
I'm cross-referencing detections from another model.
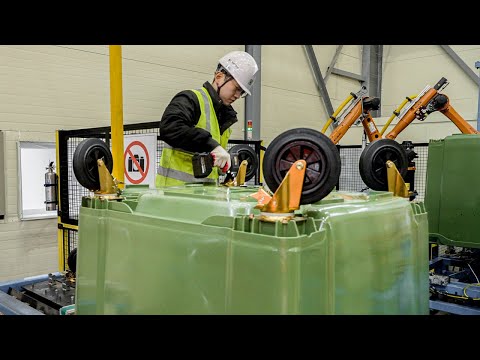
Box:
left=211, top=145, right=231, bottom=173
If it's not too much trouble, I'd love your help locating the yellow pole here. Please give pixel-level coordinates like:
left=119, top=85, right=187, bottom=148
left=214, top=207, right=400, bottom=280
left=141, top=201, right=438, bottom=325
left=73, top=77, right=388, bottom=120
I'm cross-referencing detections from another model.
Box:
left=55, top=130, right=64, bottom=271
left=109, top=45, right=125, bottom=189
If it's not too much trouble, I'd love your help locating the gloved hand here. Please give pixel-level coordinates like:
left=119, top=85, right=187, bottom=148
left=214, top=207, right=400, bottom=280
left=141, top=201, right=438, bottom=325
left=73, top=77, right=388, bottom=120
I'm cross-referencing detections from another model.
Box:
left=211, top=145, right=231, bottom=173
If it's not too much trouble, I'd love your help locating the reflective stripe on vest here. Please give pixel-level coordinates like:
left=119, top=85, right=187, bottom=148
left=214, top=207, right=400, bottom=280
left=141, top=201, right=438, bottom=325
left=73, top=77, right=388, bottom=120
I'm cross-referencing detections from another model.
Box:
left=157, top=87, right=222, bottom=186
left=157, top=163, right=215, bottom=183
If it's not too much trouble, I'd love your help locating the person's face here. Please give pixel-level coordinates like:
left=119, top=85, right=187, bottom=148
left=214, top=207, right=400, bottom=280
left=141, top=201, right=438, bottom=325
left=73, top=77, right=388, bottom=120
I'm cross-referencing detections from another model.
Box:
left=216, top=73, right=246, bottom=105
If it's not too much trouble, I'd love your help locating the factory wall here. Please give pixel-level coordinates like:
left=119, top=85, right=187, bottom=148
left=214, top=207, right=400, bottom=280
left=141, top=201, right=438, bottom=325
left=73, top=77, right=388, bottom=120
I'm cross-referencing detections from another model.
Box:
left=0, top=44, right=478, bottom=281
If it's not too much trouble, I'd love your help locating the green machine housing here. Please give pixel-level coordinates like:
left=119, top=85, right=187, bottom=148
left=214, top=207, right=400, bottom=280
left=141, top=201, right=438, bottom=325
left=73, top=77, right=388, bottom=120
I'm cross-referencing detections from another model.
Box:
left=425, top=134, right=480, bottom=248
left=75, top=185, right=429, bottom=315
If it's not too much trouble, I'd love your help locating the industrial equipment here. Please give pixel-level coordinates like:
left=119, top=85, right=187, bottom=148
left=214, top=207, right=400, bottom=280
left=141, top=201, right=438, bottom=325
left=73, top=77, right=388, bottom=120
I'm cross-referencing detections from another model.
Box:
left=0, top=272, right=76, bottom=315
left=322, top=86, right=382, bottom=145
left=322, top=78, right=478, bottom=194
left=429, top=248, right=480, bottom=315
left=320, top=86, right=413, bottom=194
left=359, top=77, right=478, bottom=191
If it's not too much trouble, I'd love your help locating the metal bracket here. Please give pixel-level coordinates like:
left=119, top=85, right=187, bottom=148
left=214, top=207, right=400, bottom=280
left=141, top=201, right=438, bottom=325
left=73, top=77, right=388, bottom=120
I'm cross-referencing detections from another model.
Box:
left=221, top=160, right=249, bottom=187
left=235, top=160, right=248, bottom=186
left=95, top=159, right=122, bottom=198
left=386, top=160, right=410, bottom=198
left=253, top=160, right=306, bottom=221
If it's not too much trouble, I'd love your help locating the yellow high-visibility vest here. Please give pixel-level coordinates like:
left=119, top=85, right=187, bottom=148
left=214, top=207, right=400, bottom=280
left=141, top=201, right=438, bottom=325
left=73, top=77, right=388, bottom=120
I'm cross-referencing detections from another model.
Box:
left=156, top=87, right=231, bottom=187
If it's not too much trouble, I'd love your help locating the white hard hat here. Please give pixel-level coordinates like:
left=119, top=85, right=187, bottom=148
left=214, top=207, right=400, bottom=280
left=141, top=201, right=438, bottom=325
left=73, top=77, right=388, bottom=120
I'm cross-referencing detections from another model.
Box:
left=218, top=51, right=259, bottom=96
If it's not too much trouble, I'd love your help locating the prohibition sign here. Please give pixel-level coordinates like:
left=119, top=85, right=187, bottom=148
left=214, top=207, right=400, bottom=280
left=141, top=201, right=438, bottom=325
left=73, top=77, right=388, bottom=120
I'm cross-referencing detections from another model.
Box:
left=124, top=140, right=150, bottom=184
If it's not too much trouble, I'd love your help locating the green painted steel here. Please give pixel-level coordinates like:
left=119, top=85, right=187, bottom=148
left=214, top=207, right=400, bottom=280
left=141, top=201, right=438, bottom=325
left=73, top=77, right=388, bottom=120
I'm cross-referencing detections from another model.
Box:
left=425, top=134, right=480, bottom=248
left=75, top=185, right=429, bottom=314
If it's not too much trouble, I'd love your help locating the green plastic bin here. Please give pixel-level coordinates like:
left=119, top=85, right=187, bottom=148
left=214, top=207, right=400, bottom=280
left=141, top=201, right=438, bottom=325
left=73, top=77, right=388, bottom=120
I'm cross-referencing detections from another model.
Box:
left=425, top=134, right=480, bottom=248
left=75, top=185, right=429, bottom=314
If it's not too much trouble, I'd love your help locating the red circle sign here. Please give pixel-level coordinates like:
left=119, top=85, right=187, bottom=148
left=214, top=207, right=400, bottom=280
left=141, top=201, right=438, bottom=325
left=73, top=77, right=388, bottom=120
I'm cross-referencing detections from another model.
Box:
left=124, top=140, right=150, bottom=184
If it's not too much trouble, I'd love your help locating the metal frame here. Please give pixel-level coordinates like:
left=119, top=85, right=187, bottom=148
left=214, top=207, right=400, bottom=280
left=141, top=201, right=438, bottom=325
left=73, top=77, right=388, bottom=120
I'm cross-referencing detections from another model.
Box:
left=440, top=45, right=480, bottom=86
left=304, top=45, right=384, bottom=130
left=57, top=121, right=263, bottom=226
left=365, top=45, right=383, bottom=117
left=361, top=45, right=371, bottom=92
left=245, top=45, right=262, bottom=141
left=331, top=68, right=365, bottom=82
left=303, top=45, right=334, bottom=120
left=324, top=45, right=343, bottom=82
left=57, top=121, right=163, bottom=226
left=430, top=299, right=480, bottom=315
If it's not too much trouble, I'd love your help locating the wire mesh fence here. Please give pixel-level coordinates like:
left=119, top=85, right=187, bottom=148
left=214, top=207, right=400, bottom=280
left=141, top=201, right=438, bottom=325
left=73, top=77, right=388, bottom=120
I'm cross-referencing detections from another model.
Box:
left=59, top=126, right=430, bottom=226
left=412, top=144, right=429, bottom=201
left=59, top=227, right=78, bottom=271
left=58, top=122, right=262, bottom=226
left=337, top=145, right=368, bottom=192
left=336, top=142, right=429, bottom=201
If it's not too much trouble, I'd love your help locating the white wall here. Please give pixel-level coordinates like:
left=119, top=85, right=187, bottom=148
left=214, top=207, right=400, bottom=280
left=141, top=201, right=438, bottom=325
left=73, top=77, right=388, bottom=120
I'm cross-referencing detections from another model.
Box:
left=1, top=130, right=59, bottom=281
left=0, top=45, right=113, bottom=281
left=0, top=44, right=479, bottom=281
left=380, top=45, right=480, bottom=143
left=261, top=45, right=364, bottom=145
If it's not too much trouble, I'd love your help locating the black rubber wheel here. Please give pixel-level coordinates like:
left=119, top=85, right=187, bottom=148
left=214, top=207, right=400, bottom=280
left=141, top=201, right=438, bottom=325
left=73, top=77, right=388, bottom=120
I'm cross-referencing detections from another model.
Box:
left=73, top=138, right=113, bottom=191
left=228, top=144, right=259, bottom=182
left=263, top=128, right=341, bottom=204
left=67, top=247, right=77, bottom=274
left=359, top=139, right=408, bottom=191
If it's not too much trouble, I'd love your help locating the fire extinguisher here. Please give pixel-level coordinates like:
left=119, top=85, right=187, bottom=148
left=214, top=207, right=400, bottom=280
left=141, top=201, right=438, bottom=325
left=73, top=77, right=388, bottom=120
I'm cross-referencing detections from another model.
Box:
left=44, top=161, right=58, bottom=211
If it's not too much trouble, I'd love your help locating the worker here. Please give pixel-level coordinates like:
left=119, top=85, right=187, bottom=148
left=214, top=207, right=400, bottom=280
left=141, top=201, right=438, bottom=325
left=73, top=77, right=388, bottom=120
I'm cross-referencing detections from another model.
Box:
left=156, top=50, right=259, bottom=187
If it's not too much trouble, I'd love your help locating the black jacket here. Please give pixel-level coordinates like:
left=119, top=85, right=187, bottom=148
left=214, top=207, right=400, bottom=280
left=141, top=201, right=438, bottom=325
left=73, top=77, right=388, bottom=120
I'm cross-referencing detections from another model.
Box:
left=159, top=81, right=238, bottom=153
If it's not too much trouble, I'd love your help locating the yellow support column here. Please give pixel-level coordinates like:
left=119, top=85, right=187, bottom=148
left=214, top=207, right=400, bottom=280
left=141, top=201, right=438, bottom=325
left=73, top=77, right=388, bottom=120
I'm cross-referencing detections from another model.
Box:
left=56, top=131, right=64, bottom=271
left=109, top=45, right=125, bottom=189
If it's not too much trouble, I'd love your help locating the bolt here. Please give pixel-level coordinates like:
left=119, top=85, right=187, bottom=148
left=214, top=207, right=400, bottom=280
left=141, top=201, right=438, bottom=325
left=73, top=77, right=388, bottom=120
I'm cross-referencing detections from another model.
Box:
left=296, top=162, right=304, bottom=170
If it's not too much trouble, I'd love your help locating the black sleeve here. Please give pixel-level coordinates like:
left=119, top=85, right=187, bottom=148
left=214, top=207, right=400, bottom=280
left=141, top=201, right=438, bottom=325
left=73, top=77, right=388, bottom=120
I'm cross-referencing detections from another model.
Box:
left=159, top=90, right=219, bottom=153
left=218, top=105, right=238, bottom=135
